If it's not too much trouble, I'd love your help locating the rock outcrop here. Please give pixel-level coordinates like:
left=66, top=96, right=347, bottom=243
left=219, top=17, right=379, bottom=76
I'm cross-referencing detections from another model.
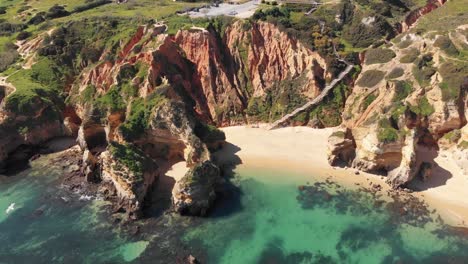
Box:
left=328, top=12, right=467, bottom=188
left=172, top=160, right=222, bottom=216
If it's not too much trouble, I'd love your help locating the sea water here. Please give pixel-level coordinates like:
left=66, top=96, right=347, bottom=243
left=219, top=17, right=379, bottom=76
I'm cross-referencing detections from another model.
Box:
left=0, top=157, right=467, bottom=263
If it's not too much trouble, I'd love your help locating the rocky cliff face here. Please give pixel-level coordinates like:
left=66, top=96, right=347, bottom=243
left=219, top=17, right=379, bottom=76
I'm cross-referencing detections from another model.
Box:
left=173, top=21, right=329, bottom=125
left=328, top=22, right=467, bottom=188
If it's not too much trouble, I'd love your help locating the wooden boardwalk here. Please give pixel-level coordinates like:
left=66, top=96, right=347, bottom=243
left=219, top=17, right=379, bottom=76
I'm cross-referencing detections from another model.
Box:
left=268, top=63, right=354, bottom=130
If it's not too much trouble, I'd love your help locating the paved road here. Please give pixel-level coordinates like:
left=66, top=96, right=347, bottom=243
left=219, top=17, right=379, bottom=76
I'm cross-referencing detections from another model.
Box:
left=189, top=1, right=260, bottom=19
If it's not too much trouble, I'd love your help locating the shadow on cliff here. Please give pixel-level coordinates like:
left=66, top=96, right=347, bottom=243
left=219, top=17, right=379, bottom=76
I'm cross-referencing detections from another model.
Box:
left=407, top=146, right=452, bottom=191
left=143, top=174, right=176, bottom=219
left=209, top=142, right=244, bottom=218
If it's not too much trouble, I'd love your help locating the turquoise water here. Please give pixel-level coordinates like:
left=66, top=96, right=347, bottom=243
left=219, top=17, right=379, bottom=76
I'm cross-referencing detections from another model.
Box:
left=182, top=167, right=468, bottom=264
left=0, top=156, right=149, bottom=264
left=1, top=157, right=467, bottom=263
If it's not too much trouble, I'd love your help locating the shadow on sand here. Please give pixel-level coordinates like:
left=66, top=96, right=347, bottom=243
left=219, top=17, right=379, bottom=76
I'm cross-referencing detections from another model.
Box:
left=408, top=146, right=452, bottom=191
left=209, top=142, right=244, bottom=218
left=143, top=141, right=244, bottom=219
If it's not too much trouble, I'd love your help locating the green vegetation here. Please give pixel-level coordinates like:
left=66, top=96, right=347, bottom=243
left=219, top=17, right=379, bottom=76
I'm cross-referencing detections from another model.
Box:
left=398, top=39, right=413, bottom=49
left=194, top=123, right=226, bottom=144
left=458, top=141, right=468, bottom=149
left=413, top=54, right=436, bottom=86
left=362, top=93, right=377, bottom=111
left=342, top=14, right=393, bottom=48
left=109, top=142, right=152, bottom=180
left=364, top=48, right=395, bottom=64
left=414, top=0, right=468, bottom=33
left=442, top=129, right=461, bottom=143
left=377, top=118, right=399, bottom=143
left=438, top=62, right=467, bottom=101
left=399, top=48, right=419, bottom=63
left=433, top=35, right=459, bottom=56
left=0, top=42, right=18, bottom=72
left=386, top=67, right=404, bottom=79
left=330, top=131, right=346, bottom=139
left=95, top=85, right=126, bottom=112
left=409, top=96, right=435, bottom=117
left=246, top=74, right=309, bottom=122
left=392, top=81, right=412, bottom=102
left=309, top=83, right=350, bottom=127
left=6, top=58, right=64, bottom=115
left=356, top=70, right=385, bottom=87
left=119, top=91, right=167, bottom=141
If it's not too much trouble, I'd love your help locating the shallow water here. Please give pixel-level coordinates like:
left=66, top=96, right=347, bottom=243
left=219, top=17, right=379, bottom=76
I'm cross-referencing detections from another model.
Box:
left=182, top=167, right=468, bottom=264
left=1, top=158, right=467, bottom=263
left=0, top=156, right=149, bottom=264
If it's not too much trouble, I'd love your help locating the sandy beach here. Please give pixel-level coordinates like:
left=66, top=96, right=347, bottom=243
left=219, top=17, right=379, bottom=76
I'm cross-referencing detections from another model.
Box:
left=202, top=125, right=468, bottom=227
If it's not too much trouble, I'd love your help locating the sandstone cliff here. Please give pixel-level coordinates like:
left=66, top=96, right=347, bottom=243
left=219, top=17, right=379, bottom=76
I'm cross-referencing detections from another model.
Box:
left=328, top=16, right=467, bottom=188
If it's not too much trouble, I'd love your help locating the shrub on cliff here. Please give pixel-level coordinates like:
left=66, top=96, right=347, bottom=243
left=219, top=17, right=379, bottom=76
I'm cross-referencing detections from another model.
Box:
left=377, top=118, right=399, bottom=143
left=364, top=48, right=395, bottom=64
left=392, top=81, right=412, bottom=102
left=438, top=62, right=467, bottom=101
left=386, top=67, right=404, bottom=79
left=399, top=48, right=419, bottom=63
left=194, top=123, right=226, bottom=144
left=356, top=70, right=385, bottom=87
left=434, top=36, right=459, bottom=56
left=120, top=93, right=167, bottom=141
left=409, top=96, right=434, bottom=117
left=109, top=142, right=152, bottom=179
left=342, top=15, right=394, bottom=48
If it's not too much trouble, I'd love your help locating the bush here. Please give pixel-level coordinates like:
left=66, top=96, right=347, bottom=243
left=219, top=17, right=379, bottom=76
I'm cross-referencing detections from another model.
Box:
left=0, top=44, right=19, bottom=72
left=438, top=62, right=467, bottom=101
left=342, top=15, right=394, bottom=48
left=434, top=36, right=459, bottom=56
left=73, top=0, right=112, bottom=13
left=0, top=22, right=26, bottom=36
left=377, top=118, right=399, bottom=143
left=362, top=93, right=377, bottom=110
left=356, top=70, right=385, bottom=87
left=399, top=47, right=419, bottom=63
left=386, top=67, right=404, bottom=79
left=16, top=31, right=31, bottom=41
left=409, top=96, right=434, bottom=117
left=45, top=5, right=70, bottom=19
left=194, top=123, right=226, bottom=144
left=365, top=48, right=395, bottom=64
left=392, top=80, right=412, bottom=102
left=442, top=129, right=461, bottom=143
left=109, top=142, right=151, bottom=179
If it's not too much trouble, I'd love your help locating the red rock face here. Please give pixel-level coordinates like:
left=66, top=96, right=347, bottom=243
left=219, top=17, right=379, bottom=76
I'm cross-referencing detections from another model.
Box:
left=173, top=21, right=329, bottom=125
left=400, top=0, right=447, bottom=32
left=76, top=21, right=330, bottom=127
